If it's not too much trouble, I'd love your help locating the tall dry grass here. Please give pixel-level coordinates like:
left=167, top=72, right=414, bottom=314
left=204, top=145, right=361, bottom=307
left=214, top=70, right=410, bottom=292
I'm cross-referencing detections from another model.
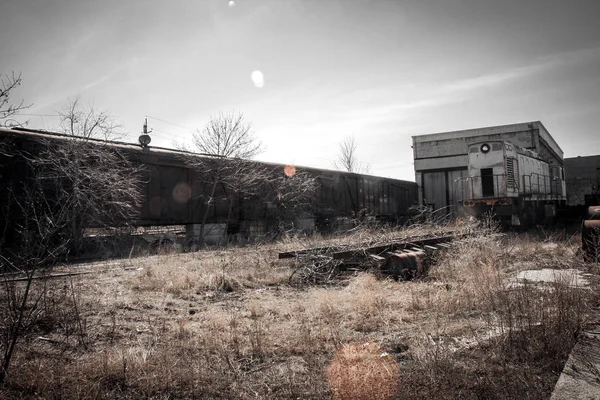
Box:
left=130, top=246, right=291, bottom=296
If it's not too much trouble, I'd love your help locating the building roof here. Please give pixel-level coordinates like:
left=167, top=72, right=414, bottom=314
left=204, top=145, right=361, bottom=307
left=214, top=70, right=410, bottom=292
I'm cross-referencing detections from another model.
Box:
left=411, top=121, right=563, bottom=161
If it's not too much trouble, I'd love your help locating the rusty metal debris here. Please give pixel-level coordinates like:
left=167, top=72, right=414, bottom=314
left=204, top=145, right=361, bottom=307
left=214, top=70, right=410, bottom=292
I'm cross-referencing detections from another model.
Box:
left=282, top=231, right=501, bottom=283
left=582, top=206, right=600, bottom=262
left=278, top=231, right=459, bottom=260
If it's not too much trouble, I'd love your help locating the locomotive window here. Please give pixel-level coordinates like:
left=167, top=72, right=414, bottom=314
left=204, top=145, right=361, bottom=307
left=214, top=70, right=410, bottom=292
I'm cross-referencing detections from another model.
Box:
left=492, top=143, right=502, bottom=151
left=469, top=146, right=479, bottom=153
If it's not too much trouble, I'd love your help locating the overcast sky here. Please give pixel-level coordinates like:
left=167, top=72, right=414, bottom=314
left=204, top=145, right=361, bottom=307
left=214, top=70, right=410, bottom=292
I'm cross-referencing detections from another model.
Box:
left=1, top=0, right=599, bottom=181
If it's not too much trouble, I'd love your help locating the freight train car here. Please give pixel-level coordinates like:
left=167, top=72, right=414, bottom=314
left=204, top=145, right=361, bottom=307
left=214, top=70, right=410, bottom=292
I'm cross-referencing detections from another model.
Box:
left=454, top=140, right=566, bottom=227
left=0, top=127, right=418, bottom=245
left=132, top=143, right=418, bottom=239
left=308, top=167, right=418, bottom=231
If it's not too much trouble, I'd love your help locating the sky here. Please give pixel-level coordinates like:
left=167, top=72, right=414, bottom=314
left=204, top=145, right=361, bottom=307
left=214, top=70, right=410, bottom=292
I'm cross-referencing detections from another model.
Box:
left=1, top=0, right=600, bottom=181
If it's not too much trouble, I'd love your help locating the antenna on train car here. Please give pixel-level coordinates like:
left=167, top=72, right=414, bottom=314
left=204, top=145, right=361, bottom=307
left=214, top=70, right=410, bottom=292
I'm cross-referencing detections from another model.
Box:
left=139, top=117, right=152, bottom=147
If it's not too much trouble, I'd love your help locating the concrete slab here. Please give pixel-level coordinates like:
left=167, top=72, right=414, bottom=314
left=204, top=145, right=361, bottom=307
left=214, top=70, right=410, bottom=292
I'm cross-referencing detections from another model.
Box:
left=508, top=267, right=599, bottom=399
left=515, top=268, right=590, bottom=288
left=551, top=324, right=600, bottom=400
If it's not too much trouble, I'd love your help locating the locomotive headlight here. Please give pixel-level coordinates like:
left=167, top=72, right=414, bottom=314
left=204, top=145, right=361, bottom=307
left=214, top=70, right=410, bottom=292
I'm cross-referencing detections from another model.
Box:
left=480, top=144, right=490, bottom=153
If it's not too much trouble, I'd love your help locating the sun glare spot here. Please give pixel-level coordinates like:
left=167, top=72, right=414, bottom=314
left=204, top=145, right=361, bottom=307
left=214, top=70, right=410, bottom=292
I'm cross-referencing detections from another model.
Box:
left=284, top=165, right=296, bottom=177
left=251, top=70, right=264, bottom=88
left=228, top=1, right=235, bottom=7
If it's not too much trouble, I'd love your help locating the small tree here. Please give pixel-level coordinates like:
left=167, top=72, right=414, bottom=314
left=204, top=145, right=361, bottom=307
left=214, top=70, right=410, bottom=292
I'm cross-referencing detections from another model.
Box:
left=187, top=111, right=264, bottom=245
left=186, top=112, right=321, bottom=243
left=52, top=98, right=142, bottom=252
left=0, top=99, right=143, bottom=383
left=333, top=135, right=370, bottom=174
left=261, top=168, right=319, bottom=235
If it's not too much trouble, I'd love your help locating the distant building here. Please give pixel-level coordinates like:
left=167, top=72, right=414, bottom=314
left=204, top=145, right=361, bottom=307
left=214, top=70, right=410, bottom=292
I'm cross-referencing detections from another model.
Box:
left=564, top=155, right=600, bottom=207
left=411, top=121, right=563, bottom=212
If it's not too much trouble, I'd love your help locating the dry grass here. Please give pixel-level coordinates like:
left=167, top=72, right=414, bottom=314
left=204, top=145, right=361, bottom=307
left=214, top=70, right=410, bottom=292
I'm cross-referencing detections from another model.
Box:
left=393, top=231, right=594, bottom=399
left=131, top=245, right=290, bottom=295
left=1, top=223, right=596, bottom=399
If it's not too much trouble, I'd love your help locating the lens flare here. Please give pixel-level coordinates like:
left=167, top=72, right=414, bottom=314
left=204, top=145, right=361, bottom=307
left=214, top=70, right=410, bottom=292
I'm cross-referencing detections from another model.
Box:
left=251, top=70, right=264, bottom=88
left=172, top=183, right=192, bottom=204
left=284, top=165, right=296, bottom=177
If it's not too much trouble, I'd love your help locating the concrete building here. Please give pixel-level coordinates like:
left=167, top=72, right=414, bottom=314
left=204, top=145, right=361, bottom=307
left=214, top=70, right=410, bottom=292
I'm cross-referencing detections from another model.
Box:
left=412, top=121, right=563, bottom=212
left=564, top=155, right=600, bottom=206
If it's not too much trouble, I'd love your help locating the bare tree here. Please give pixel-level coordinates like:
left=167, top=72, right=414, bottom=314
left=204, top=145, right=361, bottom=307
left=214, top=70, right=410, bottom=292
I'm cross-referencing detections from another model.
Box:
left=0, top=100, right=143, bottom=383
left=192, top=111, right=262, bottom=158
left=59, top=96, right=125, bottom=140
left=186, top=112, right=321, bottom=243
left=186, top=112, right=264, bottom=245
left=0, top=72, right=31, bottom=128
left=50, top=99, right=143, bottom=252
left=333, top=135, right=370, bottom=174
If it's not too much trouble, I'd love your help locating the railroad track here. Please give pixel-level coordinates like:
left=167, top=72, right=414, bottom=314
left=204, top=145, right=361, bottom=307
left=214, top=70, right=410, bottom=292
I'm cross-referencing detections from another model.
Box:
left=0, top=260, right=138, bottom=283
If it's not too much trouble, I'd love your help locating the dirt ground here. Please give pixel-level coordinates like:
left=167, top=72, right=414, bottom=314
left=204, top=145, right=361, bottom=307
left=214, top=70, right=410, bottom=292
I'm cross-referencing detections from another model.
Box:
left=1, top=225, right=598, bottom=399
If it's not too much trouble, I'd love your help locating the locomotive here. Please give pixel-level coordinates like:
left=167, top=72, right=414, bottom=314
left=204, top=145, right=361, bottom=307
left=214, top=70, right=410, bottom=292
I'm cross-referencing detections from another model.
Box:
left=454, top=140, right=566, bottom=227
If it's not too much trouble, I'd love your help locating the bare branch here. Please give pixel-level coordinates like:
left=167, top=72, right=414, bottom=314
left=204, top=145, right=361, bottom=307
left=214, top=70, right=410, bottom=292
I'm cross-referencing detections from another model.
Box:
left=0, top=72, right=31, bottom=128
left=58, top=96, right=125, bottom=140
left=192, top=111, right=262, bottom=159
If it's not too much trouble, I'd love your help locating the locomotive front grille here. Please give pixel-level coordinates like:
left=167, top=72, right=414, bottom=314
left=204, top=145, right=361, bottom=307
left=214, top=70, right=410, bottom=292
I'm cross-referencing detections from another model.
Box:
left=506, top=157, right=516, bottom=188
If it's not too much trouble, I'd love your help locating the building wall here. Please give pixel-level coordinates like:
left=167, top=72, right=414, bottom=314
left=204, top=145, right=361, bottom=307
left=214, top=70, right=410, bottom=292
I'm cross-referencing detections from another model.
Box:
left=412, top=121, right=563, bottom=211
left=564, top=155, right=600, bottom=206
